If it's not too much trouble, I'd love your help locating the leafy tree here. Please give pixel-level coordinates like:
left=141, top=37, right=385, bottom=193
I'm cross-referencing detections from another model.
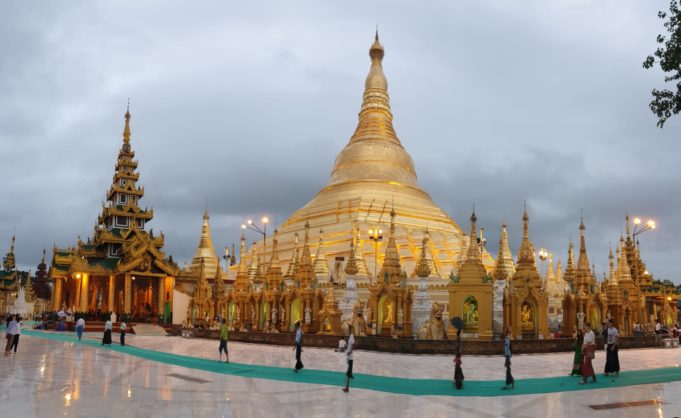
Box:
left=643, top=1, right=681, bottom=127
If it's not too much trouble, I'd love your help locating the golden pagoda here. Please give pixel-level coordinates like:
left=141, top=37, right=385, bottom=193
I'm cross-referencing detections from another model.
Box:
left=367, top=208, right=414, bottom=337
left=503, top=209, right=549, bottom=339
left=48, top=107, right=178, bottom=320
left=447, top=211, right=494, bottom=339
left=254, top=33, right=494, bottom=310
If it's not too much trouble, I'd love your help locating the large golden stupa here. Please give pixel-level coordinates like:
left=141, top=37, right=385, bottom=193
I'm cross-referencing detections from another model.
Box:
left=258, top=33, right=494, bottom=296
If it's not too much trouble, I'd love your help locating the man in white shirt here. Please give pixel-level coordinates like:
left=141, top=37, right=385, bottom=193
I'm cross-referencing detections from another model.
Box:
left=120, top=322, right=127, bottom=346
left=604, top=319, right=620, bottom=376
left=76, top=318, right=85, bottom=341
left=342, top=327, right=355, bottom=393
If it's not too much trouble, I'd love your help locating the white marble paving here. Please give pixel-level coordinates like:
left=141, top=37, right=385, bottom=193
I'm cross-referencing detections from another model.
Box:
left=128, top=333, right=681, bottom=381
left=1, top=333, right=680, bottom=418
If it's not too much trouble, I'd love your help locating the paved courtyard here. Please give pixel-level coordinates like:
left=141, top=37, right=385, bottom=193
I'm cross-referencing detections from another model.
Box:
left=2, top=331, right=681, bottom=417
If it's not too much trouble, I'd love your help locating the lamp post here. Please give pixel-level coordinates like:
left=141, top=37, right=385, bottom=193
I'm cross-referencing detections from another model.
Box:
left=538, top=248, right=548, bottom=277
left=368, top=226, right=383, bottom=286
left=241, top=217, right=269, bottom=274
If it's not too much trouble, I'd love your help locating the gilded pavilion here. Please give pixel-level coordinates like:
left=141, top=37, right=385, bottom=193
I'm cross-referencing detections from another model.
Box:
left=48, top=108, right=179, bottom=321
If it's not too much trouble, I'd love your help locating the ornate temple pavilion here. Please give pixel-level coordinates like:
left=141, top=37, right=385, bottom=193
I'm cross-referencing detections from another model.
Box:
left=48, top=108, right=179, bottom=320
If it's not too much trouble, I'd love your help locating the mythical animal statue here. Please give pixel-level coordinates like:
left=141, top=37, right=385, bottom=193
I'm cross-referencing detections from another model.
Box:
left=418, top=302, right=446, bottom=340
left=341, top=301, right=367, bottom=336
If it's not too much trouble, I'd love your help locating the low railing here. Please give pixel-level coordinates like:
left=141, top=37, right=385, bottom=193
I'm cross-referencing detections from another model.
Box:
left=174, top=327, right=661, bottom=355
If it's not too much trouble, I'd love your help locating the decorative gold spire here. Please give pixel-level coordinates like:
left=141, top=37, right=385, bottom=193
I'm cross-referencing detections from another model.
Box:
left=344, top=234, right=360, bottom=276
left=379, top=207, right=403, bottom=284
left=234, top=234, right=249, bottom=292
left=352, top=223, right=369, bottom=276
left=3, top=234, right=16, bottom=271
left=564, top=240, right=576, bottom=286
left=414, top=233, right=431, bottom=278
left=575, top=216, right=592, bottom=288
left=546, top=253, right=555, bottom=281
left=123, top=103, right=131, bottom=144
left=190, top=209, right=218, bottom=278
left=516, top=207, right=535, bottom=266
left=296, top=221, right=314, bottom=288
left=365, top=30, right=387, bottom=92
left=493, top=224, right=515, bottom=281
left=608, top=246, right=616, bottom=285
left=321, top=33, right=429, bottom=200
left=457, top=211, right=487, bottom=283
left=286, top=233, right=300, bottom=279
left=314, top=229, right=329, bottom=276
left=247, top=242, right=260, bottom=283
left=617, top=236, right=633, bottom=283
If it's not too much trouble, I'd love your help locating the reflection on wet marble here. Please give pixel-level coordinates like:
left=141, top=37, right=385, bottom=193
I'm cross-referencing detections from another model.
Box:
left=1, top=332, right=680, bottom=417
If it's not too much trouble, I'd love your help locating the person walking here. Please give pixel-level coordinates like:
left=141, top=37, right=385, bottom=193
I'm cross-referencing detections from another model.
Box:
left=502, top=328, right=514, bottom=390
left=580, top=323, right=596, bottom=384
left=4, top=315, right=17, bottom=356
left=604, top=319, right=620, bottom=377
left=76, top=317, right=85, bottom=341
left=102, top=319, right=113, bottom=346
left=218, top=319, right=229, bottom=363
left=570, top=329, right=583, bottom=376
left=293, top=321, right=304, bottom=372
left=120, top=321, right=126, bottom=346
left=8, top=315, right=21, bottom=354
left=342, top=327, right=355, bottom=393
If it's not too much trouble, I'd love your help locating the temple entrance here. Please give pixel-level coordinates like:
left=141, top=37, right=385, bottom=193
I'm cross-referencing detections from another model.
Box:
left=130, top=276, right=158, bottom=320
left=521, top=300, right=537, bottom=339
left=290, top=298, right=302, bottom=331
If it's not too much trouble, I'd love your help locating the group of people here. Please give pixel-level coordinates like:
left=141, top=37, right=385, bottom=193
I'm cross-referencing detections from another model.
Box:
left=4, top=314, right=22, bottom=356
left=215, top=319, right=357, bottom=392
left=569, top=319, right=620, bottom=384
left=71, top=317, right=127, bottom=346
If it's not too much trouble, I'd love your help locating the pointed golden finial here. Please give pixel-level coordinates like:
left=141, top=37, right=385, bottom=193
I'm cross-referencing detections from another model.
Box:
left=414, top=230, right=431, bottom=278
left=123, top=100, right=131, bottom=144
left=365, top=30, right=387, bottom=91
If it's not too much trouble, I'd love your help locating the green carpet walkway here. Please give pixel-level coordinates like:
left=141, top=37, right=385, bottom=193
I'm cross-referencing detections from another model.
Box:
left=20, top=329, right=681, bottom=397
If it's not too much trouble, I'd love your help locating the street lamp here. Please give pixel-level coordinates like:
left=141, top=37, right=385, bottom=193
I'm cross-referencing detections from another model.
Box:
left=633, top=217, right=656, bottom=239
left=368, top=227, right=383, bottom=285
left=241, top=216, right=269, bottom=273
left=538, top=248, right=548, bottom=277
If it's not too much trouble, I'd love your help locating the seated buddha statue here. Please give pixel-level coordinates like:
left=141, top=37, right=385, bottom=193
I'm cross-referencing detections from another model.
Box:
left=521, top=304, right=534, bottom=331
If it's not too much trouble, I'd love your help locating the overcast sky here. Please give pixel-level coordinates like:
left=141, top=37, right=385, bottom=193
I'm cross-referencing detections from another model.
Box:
left=1, top=1, right=679, bottom=283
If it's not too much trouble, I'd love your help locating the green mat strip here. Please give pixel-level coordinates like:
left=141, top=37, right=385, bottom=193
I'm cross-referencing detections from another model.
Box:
left=20, top=329, right=681, bottom=397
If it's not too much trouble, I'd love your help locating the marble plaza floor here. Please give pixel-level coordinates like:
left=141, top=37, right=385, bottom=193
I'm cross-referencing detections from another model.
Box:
left=2, top=331, right=681, bottom=417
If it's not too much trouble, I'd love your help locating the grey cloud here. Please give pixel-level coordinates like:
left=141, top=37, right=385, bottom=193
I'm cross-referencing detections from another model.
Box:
left=1, top=1, right=679, bottom=283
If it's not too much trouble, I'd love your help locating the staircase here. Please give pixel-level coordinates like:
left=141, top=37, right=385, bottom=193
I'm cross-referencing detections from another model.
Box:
left=132, top=324, right=168, bottom=336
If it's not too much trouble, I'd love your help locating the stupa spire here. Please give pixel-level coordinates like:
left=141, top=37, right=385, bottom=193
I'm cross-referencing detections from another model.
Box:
left=379, top=207, right=403, bottom=284
left=414, top=233, right=432, bottom=278
left=266, top=230, right=283, bottom=288
left=517, top=207, right=535, bottom=266
left=123, top=100, right=131, bottom=144
left=575, top=216, right=591, bottom=288
left=458, top=211, right=487, bottom=282
left=314, top=229, right=329, bottom=276
left=190, top=208, right=218, bottom=277
left=344, top=236, right=360, bottom=276
left=493, top=224, right=515, bottom=281
left=617, top=236, right=632, bottom=283
left=296, top=221, right=314, bottom=288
